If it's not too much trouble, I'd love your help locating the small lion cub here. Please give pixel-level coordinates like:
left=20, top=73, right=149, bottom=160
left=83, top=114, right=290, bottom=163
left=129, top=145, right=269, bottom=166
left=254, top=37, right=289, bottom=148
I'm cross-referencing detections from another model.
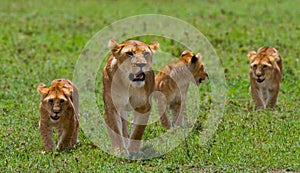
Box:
left=38, top=79, right=79, bottom=151
left=247, top=47, right=282, bottom=109
left=155, top=50, right=208, bottom=129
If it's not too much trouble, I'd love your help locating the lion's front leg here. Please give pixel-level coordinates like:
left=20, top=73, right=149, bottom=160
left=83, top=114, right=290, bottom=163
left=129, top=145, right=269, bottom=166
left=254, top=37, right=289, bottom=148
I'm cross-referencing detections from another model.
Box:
left=172, top=87, right=188, bottom=127
left=267, top=86, right=280, bottom=109
left=71, top=118, right=79, bottom=146
left=171, top=101, right=185, bottom=127
left=250, top=85, right=265, bottom=109
left=128, top=105, right=150, bottom=154
left=160, top=106, right=171, bottom=129
left=104, top=109, right=128, bottom=155
left=154, top=91, right=171, bottom=129
left=120, top=111, right=129, bottom=149
left=39, top=121, right=55, bottom=151
left=57, top=122, right=75, bottom=150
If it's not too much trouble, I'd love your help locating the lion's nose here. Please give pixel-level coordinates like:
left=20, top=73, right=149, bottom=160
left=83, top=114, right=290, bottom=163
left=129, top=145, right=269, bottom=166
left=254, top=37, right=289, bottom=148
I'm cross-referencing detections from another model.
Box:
left=136, top=63, right=147, bottom=68
left=257, top=74, right=262, bottom=77
left=53, top=107, right=60, bottom=114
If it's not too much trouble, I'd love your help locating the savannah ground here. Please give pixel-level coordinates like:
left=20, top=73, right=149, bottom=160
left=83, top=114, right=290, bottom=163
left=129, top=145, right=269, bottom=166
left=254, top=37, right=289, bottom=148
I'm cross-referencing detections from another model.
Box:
left=0, top=0, right=299, bottom=172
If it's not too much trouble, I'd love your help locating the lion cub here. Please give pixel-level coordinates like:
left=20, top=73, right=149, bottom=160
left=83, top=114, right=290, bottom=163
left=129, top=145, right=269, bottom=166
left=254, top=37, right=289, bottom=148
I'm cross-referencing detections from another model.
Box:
left=38, top=79, right=79, bottom=151
left=155, top=50, right=208, bottom=129
left=248, top=46, right=282, bottom=109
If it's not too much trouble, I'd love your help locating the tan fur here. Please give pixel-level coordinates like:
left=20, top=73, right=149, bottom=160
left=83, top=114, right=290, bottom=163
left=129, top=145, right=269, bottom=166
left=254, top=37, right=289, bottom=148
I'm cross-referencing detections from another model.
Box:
left=38, top=79, right=79, bottom=151
left=103, top=39, right=159, bottom=155
left=155, top=50, right=208, bottom=129
left=247, top=46, right=282, bottom=109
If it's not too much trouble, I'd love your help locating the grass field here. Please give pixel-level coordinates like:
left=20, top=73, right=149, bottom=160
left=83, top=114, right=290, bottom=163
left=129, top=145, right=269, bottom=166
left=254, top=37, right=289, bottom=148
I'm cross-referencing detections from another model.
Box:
left=1, top=0, right=300, bottom=172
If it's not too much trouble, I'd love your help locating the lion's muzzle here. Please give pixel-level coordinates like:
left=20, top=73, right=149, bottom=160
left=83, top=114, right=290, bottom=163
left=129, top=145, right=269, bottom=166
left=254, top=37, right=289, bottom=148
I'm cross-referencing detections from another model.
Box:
left=50, top=108, right=61, bottom=121
left=129, top=63, right=147, bottom=82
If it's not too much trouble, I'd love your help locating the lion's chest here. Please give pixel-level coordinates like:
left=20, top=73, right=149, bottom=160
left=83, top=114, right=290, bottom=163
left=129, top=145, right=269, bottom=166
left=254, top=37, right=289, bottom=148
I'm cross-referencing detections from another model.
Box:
left=111, top=85, right=150, bottom=111
left=128, top=89, right=148, bottom=109
left=256, top=78, right=278, bottom=90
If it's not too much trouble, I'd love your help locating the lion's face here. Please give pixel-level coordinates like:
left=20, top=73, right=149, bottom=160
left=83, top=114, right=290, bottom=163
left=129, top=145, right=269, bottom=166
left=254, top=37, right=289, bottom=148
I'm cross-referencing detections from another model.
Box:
left=108, top=39, right=159, bottom=87
left=181, top=50, right=208, bottom=85
left=38, top=79, right=73, bottom=122
left=248, top=47, right=280, bottom=84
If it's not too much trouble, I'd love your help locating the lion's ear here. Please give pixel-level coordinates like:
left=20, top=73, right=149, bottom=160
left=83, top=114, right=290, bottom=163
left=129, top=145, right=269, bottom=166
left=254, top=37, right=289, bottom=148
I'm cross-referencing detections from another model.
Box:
left=267, top=47, right=280, bottom=62
left=149, top=41, right=159, bottom=53
left=190, top=55, right=198, bottom=64
left=181, top=50, right=192, bottom=57
left=108, top=39, right=123, bottom=54
left=187, top=54, right=199, bottom=70
left=247, top=51, right=256, bottom=62
left=62, top=83, right=73, bottom=97
left=274, top=55, right=280, bottom=62
left=269, top=53, right=280, bottom=62
left=38, top=83, right=49, bottom=96
left=195, top=52, right=202, bottom=59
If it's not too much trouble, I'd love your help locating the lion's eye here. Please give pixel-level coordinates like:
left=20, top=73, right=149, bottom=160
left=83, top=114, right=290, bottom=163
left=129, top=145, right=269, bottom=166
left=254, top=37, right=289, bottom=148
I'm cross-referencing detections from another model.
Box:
left=143, top=52, right=150, bottom=57
left=252, top=64, right=257, bottom=69
left=263, top=65, right=268, bottom=69
left=60, top=99, right=65, bottom=104
left=48, top=99, right=54, bottom=105
left=126, top=52, right=134, bottom=56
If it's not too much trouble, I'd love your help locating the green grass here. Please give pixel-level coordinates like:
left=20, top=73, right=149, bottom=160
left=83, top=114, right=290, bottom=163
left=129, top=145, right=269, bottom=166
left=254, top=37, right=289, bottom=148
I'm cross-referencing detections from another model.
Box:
left=1, top=0, right=300, bottom=172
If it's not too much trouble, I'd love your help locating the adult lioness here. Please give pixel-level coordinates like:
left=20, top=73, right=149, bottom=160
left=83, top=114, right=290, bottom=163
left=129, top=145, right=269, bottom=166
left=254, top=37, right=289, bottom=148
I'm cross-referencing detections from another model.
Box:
left=248, top=46, right=282, bottom=109
left=38, top=79, right=79, bottom=151
left=103, top=39, right=159, bottom=155
left=155, top=50, right=208, bottom=129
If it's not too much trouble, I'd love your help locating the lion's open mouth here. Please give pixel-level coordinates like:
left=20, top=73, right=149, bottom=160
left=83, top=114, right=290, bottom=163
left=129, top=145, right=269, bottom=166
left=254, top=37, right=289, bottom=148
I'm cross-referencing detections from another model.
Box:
left=129, top=71, right=145, bottom=82
left=50, top=115, right=60, bottom=120
left=256, top=78, right=265, bottom=83
left=199, top=78, right=203, bottom=84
